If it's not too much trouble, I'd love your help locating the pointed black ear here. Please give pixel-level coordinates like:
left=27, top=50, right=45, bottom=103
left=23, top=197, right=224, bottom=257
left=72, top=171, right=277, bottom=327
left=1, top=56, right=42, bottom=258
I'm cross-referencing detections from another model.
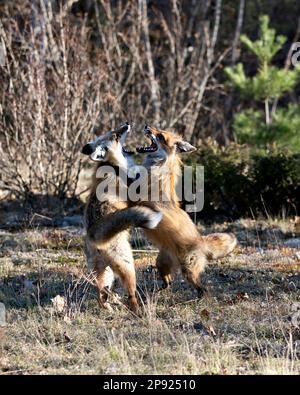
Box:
left=81, top=143, right=94, bottom=155
left=176, top=141, right=197, bottom=153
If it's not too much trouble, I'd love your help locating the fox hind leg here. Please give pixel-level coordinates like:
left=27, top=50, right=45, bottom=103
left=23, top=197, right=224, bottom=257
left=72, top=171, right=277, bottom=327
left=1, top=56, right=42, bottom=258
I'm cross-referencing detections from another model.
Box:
left=110, top=259, right=138, bottom=314
left=96, top=266, right=115, bottom=311
left=85, top=238, right=115, bottom=310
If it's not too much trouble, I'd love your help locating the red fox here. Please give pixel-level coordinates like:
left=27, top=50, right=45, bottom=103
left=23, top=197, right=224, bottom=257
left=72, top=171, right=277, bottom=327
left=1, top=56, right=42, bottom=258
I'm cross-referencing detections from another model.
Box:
left=82, top=123, right=162, bottom=312
left=136, top=125, right=237, bottom=294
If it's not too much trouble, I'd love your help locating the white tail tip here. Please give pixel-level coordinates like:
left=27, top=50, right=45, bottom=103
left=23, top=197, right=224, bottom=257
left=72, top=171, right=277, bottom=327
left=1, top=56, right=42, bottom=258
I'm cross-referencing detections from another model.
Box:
left=145, top=211, right=163, bottom=229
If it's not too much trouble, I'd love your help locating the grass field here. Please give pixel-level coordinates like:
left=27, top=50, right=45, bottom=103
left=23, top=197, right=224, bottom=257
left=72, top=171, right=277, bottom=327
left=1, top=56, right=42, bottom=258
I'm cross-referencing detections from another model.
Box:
left=0, top=218, right=299, bottom=375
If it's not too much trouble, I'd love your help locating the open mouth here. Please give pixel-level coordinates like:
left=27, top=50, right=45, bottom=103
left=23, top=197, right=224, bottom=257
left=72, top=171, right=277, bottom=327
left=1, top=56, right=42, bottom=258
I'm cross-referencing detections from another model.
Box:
left=136, top=134, right=158, bottom=153
left=119, top=124, right=134, bottom=155
left=122, top=146, right=134, bottom=155
left=121, top=131, right=134, bottom=155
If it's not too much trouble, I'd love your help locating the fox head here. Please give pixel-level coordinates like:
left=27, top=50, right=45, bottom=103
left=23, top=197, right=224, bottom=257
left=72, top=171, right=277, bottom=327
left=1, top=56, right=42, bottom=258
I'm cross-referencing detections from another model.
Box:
left=81, top=123, right=133, bottom=167
left=136, top=125, right=197, bottom=204
left=136, top=125, right=196, bottom=162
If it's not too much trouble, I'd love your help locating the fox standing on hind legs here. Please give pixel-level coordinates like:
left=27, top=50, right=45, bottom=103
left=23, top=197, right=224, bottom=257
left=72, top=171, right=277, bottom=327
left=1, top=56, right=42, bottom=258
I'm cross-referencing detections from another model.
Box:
left=136, top=125, right=237, bottom=295
left=81, top=123, right=162, bottom=313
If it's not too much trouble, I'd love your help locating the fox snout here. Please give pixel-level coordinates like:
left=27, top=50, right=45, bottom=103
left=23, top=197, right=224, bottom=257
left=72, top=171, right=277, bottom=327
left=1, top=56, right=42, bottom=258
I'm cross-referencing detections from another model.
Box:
left=119, top=122, right=131, bottom=134
left=81, top=142, right=94, bottom=155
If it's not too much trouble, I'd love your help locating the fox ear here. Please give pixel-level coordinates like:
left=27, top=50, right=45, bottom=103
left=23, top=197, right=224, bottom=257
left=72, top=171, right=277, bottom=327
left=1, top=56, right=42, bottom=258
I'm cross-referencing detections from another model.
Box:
left=176, top=141, right=197, bottom=153
left=81, top=142, right=94, bottom=155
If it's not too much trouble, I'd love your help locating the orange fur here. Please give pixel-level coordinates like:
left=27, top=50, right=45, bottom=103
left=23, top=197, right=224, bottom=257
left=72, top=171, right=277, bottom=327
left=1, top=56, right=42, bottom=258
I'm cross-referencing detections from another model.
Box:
left=137, top=126, right=237, bottom=292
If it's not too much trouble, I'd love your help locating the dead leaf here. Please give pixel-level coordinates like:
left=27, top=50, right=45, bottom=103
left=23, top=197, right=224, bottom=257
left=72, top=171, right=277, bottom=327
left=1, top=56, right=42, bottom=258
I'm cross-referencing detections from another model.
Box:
left=236, top=292, right=249, bottom=301
left=207, top=325, right=216, bottom=337
left=63, top=331, right=71, bottom=343
left=200, top=309, right=210, bottom=319
left=51, top=295, right=65, bottom=313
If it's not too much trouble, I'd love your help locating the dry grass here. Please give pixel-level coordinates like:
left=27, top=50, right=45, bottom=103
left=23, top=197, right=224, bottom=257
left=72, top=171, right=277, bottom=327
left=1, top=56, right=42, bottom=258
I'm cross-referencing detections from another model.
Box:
left=0, top=219, right=299, bottom=375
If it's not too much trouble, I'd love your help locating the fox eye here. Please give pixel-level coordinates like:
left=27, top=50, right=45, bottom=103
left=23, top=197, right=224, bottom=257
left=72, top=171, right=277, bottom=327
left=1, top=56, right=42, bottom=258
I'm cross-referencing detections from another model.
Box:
left=157, top=134, right=165, bottom=142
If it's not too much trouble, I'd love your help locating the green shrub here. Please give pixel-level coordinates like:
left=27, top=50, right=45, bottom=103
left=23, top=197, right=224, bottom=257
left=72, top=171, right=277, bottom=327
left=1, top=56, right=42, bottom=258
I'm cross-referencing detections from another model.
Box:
left=185, top=141, right=300, bottom=219
left=233, top=105, right=300, bottom=150
left=224, top=15, right=300, bottom=151
left=252, top=151, right=300, bottom=216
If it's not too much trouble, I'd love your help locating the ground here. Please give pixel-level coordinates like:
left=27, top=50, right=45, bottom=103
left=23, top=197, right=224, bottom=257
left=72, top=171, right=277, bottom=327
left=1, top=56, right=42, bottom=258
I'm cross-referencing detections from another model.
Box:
left=0, top=218, right=299, bottom=375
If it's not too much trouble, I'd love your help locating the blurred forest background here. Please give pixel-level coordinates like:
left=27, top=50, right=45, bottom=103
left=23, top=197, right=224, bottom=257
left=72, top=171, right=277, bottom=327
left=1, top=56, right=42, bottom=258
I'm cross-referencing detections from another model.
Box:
left=0, top=0, right=299, bottom=224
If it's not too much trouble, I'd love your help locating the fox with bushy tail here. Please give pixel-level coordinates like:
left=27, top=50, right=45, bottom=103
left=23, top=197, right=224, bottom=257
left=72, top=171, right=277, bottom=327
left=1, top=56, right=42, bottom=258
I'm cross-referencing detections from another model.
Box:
left=136, top=125, right=237, bottom=294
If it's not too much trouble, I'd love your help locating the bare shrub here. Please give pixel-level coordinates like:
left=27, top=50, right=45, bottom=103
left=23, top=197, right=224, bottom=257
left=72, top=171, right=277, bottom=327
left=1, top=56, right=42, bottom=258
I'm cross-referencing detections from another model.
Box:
left=0, top=3, right=106, bottom=200
left=0, top=0, right=229, bottom=200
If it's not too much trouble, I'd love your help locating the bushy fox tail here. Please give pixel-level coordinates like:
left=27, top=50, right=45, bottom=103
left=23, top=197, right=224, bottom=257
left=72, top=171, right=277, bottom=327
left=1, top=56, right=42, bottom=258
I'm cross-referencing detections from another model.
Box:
left=87, top=207, right=163, bottom=248
left=202, top=233, right=237, bottom=260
